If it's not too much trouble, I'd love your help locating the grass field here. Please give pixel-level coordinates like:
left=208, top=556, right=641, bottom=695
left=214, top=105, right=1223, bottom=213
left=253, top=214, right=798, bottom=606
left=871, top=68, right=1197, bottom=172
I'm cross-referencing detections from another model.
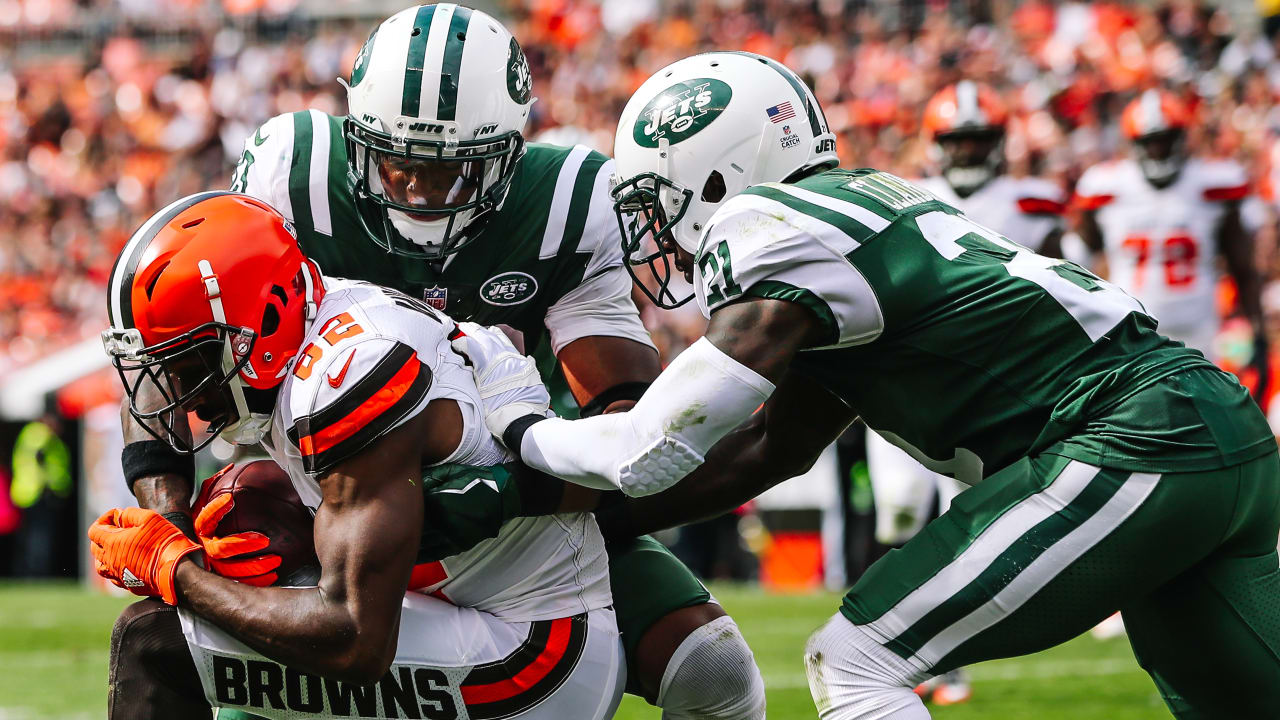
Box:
left=0, top=581, right=1171, bottom=719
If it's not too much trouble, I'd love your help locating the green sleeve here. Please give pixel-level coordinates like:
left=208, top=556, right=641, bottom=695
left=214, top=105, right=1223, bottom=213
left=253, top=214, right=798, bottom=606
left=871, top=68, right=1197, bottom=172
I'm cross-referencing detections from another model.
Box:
left=415, top=461, right=566, bottom=563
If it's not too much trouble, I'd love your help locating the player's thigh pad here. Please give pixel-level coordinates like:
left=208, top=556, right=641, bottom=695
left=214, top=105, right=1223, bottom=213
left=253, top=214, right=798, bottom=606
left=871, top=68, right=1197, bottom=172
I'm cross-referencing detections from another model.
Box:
left=605, top=536, right=712, bottom=667
left=865, top=429, right=948, bottom=545
left=841, top=452, right=1246, bottom=677
left=179, top=595, right=624, bottom=720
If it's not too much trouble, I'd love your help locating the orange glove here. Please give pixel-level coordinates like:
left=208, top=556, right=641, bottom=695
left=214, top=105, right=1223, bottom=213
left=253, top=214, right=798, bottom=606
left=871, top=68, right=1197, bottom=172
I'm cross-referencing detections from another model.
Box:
left=195, top=493, right=282, bottom=587
left=88, top=508, right=202, bottom=605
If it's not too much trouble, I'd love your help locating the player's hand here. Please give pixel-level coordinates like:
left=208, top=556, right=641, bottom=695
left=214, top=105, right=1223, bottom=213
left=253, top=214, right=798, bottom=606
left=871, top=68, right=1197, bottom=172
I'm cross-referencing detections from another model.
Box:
left=193, top=489, right=282, bottom=587
left=450, top=322, right=552, bottom=444
left=88, top=507, right=202, bottom=605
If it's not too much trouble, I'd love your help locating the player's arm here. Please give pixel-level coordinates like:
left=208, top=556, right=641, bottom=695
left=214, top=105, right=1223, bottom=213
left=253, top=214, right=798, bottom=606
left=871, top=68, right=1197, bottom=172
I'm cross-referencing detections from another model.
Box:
left=1218, top=200, right=1270, bottom=400
left=1072, top=169, right=1112, bottom=276
left=557, top=332, right=661, bottom=414
left=544, top=163, right=663, bottom=415
left=1038, top=227, right=1064, bottom=259
left=118, top=380, right=197, bottom=538
left=593, top=364, right=855, bottom=539
left=171, top=410, right=430, bottom=683
left=502, top=295, right=829, bottom=496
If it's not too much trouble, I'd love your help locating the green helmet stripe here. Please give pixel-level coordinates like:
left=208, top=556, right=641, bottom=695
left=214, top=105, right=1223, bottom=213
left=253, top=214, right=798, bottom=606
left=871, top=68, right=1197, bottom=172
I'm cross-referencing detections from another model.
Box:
left=436, top=5, right=473, bottom=121
left=401, top=4, right=437, bottom=117
left=728, top=51, right=825, bottom=138
left=288, top=110, right=315, bottom=233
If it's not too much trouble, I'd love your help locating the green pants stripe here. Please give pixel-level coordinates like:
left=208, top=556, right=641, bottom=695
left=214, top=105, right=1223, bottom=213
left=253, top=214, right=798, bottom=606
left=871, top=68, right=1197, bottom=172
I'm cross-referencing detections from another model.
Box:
left=839, top=449, right=1280, bottom=718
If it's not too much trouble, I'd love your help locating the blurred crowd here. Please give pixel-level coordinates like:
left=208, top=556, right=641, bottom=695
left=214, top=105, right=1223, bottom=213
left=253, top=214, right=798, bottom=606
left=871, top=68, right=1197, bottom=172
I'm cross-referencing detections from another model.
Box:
left=4, top=0, right=1280, bottom=373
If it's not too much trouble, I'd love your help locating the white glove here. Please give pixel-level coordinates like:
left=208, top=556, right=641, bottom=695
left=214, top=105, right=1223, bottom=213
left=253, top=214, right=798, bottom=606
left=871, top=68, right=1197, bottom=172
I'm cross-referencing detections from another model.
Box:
left=450, top=322, right=551, bottom=446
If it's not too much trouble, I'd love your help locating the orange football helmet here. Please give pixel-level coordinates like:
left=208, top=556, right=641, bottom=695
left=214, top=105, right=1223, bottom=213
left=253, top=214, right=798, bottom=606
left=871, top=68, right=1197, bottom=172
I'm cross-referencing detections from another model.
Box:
left=923, top=81, right=1009, bottom=196
left=103, top=192, right=324, bottom=452
left=1121, top=89, right=1190, bottom=186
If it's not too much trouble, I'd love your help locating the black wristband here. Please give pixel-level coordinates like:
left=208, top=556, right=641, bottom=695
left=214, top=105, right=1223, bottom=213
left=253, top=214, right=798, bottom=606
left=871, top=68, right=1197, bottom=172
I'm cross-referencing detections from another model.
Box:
left=161, top=511, right=198, bottom=543
left=122, top=440, right=195, bottom=496
left=580, top=381, right=651, bottom=417
left=503, top=414, right=548, bottom=457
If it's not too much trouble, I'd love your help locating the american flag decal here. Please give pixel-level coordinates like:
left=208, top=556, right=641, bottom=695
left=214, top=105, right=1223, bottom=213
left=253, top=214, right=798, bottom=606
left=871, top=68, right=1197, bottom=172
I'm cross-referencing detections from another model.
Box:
left=766, top=102, right=796, bottom=123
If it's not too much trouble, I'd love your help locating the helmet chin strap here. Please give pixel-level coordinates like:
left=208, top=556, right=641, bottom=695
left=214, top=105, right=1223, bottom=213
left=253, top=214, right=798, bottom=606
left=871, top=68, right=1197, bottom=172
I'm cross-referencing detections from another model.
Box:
left=198, top=259, right=272, bottom=445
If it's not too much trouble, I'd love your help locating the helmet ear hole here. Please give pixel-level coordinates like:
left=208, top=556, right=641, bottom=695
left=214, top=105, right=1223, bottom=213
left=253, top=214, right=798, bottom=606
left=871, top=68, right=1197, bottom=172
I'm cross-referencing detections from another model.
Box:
left=261, top=303, right=280, bottom=337
left=701, top=171, right=727, bottom=203
left=144, top=262, right=170, bottom=299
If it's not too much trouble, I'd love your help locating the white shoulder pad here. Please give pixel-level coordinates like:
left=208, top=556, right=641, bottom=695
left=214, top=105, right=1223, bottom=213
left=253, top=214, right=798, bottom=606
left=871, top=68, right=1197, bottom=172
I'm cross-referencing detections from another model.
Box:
left=230, top=113, right=296, bottom=218
left=1193, top=158, right=1249, bottom=202
left=1014, top=176, right=1067, bottom=203
left=1074, top=161, right=1125, bottom=201
left=283, top=334, right=434, bottom=475
left=280, top=281, right=461, bottom=474
left=694, top=192, right=884, bottom=348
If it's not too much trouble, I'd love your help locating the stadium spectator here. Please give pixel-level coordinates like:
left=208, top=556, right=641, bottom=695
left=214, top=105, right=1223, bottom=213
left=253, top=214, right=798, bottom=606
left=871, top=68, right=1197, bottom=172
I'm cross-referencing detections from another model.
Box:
left=0, top=0, right=1277, bottom=379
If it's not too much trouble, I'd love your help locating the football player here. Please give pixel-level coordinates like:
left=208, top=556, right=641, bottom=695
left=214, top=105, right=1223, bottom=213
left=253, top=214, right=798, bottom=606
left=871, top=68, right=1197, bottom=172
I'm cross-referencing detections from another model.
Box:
left=1075, top=89, right=1268, bottom=397
left=95, top=192, right=628, bottom=720
left=459, top=52, right=1280, bottom=718
left=221, top=6, right=762, bottom=717
left=862, top=81, right=1070, bottom=705
left=919, top=81, right=1066, bottom=256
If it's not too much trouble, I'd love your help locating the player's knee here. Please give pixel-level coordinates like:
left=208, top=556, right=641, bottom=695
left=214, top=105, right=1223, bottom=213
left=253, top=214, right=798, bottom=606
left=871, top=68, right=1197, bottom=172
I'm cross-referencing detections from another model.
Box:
left=804, top=614, right=929, bottom=720
left=657, top=616, right=765, bottom=720
left=111, top=598, right=184, bottom=669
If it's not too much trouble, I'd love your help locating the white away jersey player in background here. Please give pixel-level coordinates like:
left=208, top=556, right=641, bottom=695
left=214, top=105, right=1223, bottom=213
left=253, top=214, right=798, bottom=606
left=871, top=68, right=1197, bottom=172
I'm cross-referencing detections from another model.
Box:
left=1075, top=89, right=1260, bottom=361
left=919, top=81, right=1067, bottom=256
left=1076, top=155, right=1247, bottom=355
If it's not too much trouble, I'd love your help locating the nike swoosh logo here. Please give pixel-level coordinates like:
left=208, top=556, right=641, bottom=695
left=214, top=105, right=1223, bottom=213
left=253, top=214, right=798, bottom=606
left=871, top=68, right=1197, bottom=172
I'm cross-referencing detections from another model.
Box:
left=327, top=351, right=356, bottom=388
left=253, top=129, right=270, bottom=146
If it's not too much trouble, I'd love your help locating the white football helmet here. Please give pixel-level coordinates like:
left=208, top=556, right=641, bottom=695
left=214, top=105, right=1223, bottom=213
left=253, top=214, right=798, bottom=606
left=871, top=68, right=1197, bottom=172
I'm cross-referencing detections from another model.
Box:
left=343, top=4, right=535, bottom=260
left=611, top=52, right=838, bottom=307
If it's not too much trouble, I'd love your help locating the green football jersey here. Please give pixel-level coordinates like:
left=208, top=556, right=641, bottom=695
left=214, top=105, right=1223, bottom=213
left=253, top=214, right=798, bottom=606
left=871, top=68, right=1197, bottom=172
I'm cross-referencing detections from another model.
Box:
left=694, top=168, right=1273, bottom=481
left=230, top=110, right=650, bottom=357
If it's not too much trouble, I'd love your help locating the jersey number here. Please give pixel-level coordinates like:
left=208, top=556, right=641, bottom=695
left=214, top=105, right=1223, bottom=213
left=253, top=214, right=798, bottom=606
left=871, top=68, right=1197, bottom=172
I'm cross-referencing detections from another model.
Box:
left=293, top=312, right=365, bottom=380
left=1121, top=232, right=1198, bottom=289
left=699, top=240, right=743, bottom=306
left=916, top=211, right=1147, bottom=342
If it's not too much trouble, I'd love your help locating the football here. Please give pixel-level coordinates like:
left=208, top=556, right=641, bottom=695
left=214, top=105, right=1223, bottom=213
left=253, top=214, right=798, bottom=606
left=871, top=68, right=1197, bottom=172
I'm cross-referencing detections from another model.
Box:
left=195, top=460, right=320, bottom=587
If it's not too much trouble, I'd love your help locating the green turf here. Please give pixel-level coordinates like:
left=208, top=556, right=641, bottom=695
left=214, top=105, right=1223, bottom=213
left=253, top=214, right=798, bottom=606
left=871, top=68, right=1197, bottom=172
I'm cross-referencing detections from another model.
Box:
left=0, top=581, right=1170, bottom=719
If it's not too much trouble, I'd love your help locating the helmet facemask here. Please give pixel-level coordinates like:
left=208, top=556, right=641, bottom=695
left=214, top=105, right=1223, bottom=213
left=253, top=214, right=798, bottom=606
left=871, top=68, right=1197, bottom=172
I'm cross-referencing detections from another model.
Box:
left=612, top=171, right=696, bottom=309
left=1133, top=129, right=1186, bottom=187
left=936, top=128, right=1004, bottom=198
left=104, top=323, right=258, bottom=454
left=346, top=117, right=525, bottom=261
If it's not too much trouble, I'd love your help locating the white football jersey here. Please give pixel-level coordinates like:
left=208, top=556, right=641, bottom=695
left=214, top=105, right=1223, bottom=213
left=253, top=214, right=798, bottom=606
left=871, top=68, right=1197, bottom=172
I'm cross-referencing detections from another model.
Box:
left=916, top=174, right=1066, bottom=254
left=1075, top=157, right=1248, bottom=353
left=265, top=277, right=611, bottom=622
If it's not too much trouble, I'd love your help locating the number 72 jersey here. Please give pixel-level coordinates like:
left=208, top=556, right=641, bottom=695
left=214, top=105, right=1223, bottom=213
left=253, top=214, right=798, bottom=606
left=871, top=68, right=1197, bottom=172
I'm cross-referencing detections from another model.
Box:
left=1074, top=157, right=1248, bottom=351
left=693, top=169, right=1237, bottom=485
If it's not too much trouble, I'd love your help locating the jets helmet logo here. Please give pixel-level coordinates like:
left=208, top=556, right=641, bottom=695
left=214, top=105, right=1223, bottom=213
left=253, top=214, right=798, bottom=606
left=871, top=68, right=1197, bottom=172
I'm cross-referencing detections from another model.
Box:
left=507, top=37, right=532, bottom=104
left=633, top=78, right=732, bottom=148
left=350, top=28, right=376, bottom=87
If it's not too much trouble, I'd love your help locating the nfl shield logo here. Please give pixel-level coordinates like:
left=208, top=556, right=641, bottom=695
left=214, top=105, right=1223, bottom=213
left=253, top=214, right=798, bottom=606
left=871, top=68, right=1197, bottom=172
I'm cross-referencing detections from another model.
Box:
left=423, top=286, right=448, bottom=311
